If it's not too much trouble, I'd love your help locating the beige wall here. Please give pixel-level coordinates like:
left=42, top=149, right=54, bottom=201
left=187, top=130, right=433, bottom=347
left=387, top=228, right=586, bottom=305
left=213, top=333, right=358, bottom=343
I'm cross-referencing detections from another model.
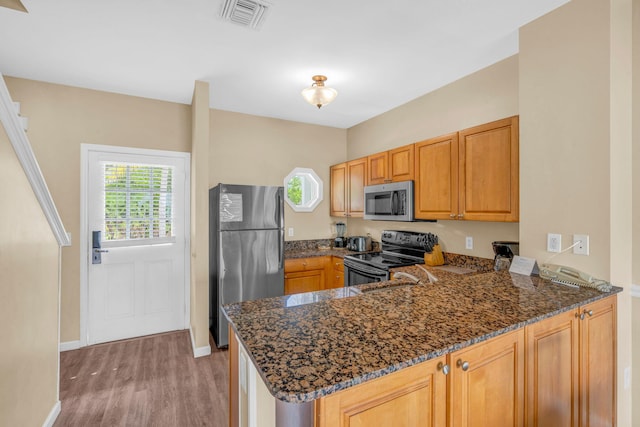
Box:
left=633, top=0, right=640, bottom=424
left=346, top=56, right=520, bottom=258
left=0, top=125, right=60, bottom=426
left=209, top=109, right=348, bottom=240
left=190, top=81, right=210, bottom=349
left=5, top=77, right=192, bottom=342
left=519, top=0, right=634, bottom=423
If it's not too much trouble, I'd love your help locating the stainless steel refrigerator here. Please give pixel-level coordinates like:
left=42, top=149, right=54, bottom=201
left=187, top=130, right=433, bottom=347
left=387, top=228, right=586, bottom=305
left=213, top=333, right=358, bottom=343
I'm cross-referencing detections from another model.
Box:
left=209, top=184, right=285, bottom=348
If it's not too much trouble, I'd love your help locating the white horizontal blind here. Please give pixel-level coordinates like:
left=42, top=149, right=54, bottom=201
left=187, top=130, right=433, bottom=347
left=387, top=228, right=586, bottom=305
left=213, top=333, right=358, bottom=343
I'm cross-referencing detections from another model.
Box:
left=102, top=162, right=174, bottom=241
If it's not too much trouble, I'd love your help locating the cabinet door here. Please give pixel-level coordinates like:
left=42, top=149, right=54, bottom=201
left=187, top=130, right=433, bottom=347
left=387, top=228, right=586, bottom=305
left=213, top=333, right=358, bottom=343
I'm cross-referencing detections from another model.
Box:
left=367, top=151, right=389, bottom=185
left=450, top=328, right=525, bottom=427
left=347, top=158, right=367, bottom=217
left=458, top=116, right=519, bottom=222
left=328, top=257, right=345, bottom=289
left=284, top=269, right=324, bottom=295
left=526, top=310, right=579, bottom=427
left=315, top=356, right=447, bottom=427
left=330, top=163, right=347, bottom=217
left=389, top=144, right=414, bottom=182
left=579, top=296, right=616, bottom=427
left=414, top=133, right=459, bottom=220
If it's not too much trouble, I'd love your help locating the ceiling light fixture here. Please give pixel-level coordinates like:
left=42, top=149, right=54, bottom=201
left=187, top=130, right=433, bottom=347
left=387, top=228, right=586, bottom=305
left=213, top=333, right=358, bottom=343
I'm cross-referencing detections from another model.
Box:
left=301, top=75, right=337, bottom=109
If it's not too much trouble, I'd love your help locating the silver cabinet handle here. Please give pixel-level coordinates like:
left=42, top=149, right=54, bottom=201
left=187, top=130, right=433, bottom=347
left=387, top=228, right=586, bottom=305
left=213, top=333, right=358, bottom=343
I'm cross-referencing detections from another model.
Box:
left=437, top=361, right=450, bottom=375
left=457, top=213, right=464, bottom=219
left=457, top=359, right=469, bottom=371
left=449, top=214, right=456, bottom=218
left=576, top=309, right=594, bottom=320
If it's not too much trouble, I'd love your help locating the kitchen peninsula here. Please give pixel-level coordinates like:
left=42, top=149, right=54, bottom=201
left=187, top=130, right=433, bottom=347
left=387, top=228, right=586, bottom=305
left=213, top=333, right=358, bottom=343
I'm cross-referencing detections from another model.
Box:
left=223, top=265, right=620, bottom=427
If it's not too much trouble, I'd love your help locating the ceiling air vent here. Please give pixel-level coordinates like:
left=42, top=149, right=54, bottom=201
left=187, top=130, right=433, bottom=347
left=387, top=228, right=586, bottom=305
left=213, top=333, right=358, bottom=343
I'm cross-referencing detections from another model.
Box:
left=220, top=0, right=271, bottom=30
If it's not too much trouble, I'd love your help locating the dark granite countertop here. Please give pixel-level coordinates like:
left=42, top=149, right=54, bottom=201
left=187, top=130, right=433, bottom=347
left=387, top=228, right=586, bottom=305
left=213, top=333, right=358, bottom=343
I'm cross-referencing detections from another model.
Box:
left=223, top=266, right=621, bottom=404
left=284, top=247, right=358, bottom=259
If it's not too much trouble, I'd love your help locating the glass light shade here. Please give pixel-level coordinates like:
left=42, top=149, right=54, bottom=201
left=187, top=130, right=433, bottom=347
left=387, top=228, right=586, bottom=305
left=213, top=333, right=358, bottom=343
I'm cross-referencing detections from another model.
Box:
left=301, top=85, right=338, bottom=109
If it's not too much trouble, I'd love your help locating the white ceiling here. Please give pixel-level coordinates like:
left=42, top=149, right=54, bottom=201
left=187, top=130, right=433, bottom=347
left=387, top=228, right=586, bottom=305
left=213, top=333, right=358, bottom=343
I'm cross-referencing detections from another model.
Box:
left=0, top=0, right=568, bottom=129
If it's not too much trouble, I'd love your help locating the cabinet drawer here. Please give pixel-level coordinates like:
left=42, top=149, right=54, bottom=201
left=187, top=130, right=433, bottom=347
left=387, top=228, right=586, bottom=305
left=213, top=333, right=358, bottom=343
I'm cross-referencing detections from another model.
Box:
left=332, top=257, right=344, bottom=272
left=285, top=256, right=327, bottom=273
left=329, top=271, right=345, bottom=289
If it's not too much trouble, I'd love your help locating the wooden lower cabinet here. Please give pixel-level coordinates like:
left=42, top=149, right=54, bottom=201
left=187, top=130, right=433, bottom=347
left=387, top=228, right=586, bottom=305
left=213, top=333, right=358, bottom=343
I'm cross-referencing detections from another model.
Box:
left=328, top=256, right=344, bottom=289
left=285, top=256, right=346, bottom=294
left=284, top=257, right=328, bottom=295
left=525, top=309, right=579, bottom=427
left=284, top=269, right=324, bottom=294
left=315, top=329, right=525, bottom=427
left=228, top=297, right=617, bottom=427
left=449, top=328, right=525, bottom=427
left=526, top=296, right=617, bottom=427
left=579, top=296, right=616, bottom=427
left=315, top=356, right=447, bottom=427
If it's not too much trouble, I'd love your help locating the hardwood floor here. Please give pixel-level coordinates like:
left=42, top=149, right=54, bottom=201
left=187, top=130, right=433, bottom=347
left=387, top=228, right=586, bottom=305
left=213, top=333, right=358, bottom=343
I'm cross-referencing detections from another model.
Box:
left=55, top=330, right=229, bottom=426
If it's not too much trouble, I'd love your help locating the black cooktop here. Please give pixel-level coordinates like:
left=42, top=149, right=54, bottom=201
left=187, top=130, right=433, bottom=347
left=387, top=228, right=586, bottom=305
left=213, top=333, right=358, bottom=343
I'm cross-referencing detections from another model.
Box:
left=344, top=230, right=435, bottom=271
left=345, top=251, right=423, bottom=270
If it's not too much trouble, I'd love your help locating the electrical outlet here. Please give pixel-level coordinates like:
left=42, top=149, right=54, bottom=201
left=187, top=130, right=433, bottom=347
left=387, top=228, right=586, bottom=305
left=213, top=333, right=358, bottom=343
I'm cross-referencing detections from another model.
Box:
left=465, top=236, right=473, bottom=250
left=288, top=227, right=294, bottom=237
left=547, top=233, right=561, bottom=253
left=573, top=234, right=589, bottom=255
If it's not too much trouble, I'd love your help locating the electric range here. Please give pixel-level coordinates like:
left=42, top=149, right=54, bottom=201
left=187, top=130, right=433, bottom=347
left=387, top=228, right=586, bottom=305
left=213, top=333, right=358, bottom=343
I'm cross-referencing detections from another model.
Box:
left=343, top=230, right=437, bottom=286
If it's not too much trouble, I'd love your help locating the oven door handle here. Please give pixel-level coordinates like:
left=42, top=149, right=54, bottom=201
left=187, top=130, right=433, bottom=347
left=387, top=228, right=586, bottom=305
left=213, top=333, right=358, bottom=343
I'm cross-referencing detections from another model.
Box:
left=344, top=259, right=388, bottom=277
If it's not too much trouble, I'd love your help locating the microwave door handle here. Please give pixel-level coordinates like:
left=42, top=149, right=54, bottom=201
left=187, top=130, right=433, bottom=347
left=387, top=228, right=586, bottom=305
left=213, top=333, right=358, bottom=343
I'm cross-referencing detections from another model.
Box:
left=391, top=191, right=398, bottom=215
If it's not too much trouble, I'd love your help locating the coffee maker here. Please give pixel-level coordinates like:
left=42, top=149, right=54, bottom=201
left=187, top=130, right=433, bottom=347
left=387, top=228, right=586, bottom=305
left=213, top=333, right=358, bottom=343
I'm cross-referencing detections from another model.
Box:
left=492, top=241, right=519, bottom=270
left=334, top=222, right=347, bottom=248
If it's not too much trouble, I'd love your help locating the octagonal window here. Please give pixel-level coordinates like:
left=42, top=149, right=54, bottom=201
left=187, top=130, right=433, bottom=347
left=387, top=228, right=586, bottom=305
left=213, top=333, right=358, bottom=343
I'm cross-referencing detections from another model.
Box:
left=284, top=168, right=323, bottom=212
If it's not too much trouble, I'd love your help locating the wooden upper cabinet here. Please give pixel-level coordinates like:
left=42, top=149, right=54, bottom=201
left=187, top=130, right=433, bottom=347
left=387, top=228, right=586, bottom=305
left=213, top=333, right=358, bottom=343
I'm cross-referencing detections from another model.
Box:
left=414, top=116, right=519, bottom=222
left=414, top=133, right=459, bottom=220
left=367, top=144, right=414, bottom=185
left=330, top=163, right=347, bottom=217
left=347, top=157, right=367, bottom=217
left=449, top=328, right=525, bottom=427
left=389, top=144, right=414, bottom=182
left=458, top=116, right=519, bottom=222
left=367, top=151, right=389, bottom=185
left=330, top=158, right=367, bottom=217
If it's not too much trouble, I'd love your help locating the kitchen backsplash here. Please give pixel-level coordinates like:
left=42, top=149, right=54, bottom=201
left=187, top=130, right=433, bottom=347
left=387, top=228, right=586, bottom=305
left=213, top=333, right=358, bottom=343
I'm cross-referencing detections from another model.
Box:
left=285, top=239, right=493, bottom=271
left=444, top=252, right=494, bottom=272
left=284, top=239, right=334, bottom=252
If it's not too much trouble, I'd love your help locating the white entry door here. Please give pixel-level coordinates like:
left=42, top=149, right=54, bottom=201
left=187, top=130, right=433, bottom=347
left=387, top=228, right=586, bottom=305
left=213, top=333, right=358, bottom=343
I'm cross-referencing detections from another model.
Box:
left=84, top=146, right=189, bottom=345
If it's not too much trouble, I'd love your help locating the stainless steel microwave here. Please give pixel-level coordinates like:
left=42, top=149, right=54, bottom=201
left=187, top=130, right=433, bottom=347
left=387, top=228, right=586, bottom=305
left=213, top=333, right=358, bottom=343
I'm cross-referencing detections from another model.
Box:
left=363, top=181, right=414, bottom=221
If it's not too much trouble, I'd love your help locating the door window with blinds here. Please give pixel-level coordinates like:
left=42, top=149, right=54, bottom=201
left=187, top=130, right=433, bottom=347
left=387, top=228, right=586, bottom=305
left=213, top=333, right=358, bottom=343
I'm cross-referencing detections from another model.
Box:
left=101, top=162, right=175, bottom=246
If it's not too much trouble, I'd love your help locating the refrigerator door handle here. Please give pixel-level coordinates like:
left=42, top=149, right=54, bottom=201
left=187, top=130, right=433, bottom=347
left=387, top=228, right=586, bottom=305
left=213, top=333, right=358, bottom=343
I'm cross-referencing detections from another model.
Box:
left=276, top=188, right=284, bottom=269
left=279, top=228, right=284, bottom=269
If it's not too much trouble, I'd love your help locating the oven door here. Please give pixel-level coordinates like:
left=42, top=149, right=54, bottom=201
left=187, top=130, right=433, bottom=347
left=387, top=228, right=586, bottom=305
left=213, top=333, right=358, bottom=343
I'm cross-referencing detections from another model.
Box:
left=343, top=259, right=389, bottom=286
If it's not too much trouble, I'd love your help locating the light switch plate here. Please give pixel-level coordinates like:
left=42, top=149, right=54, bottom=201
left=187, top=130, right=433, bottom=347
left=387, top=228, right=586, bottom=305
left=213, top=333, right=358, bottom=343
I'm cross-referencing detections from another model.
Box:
left=288, top=227, right=294, bottom=237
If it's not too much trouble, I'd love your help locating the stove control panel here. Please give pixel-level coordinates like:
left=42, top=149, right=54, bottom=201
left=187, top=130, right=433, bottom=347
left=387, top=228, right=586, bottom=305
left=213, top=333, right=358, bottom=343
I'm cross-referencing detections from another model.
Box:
left=381, top=230, right=438, bottom=252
